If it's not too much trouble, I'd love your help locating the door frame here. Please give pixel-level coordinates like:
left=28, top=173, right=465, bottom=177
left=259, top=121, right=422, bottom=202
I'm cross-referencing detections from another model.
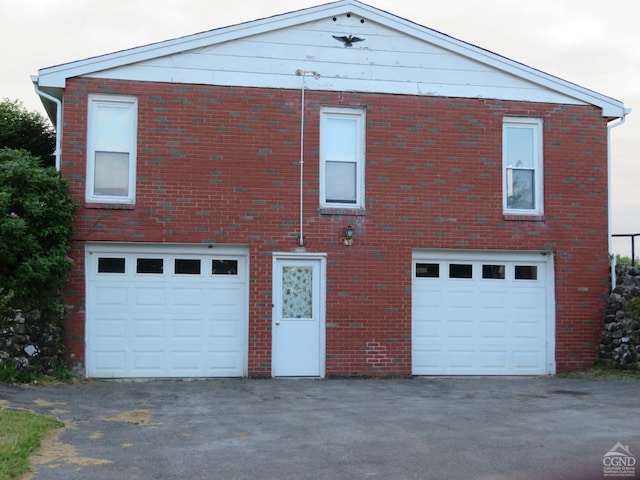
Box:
left=271, top=252, right=327, bottom=377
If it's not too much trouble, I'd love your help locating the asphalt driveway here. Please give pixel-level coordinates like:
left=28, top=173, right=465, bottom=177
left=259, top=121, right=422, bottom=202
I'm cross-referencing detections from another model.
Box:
left=1, top=376, right=638, bottom=480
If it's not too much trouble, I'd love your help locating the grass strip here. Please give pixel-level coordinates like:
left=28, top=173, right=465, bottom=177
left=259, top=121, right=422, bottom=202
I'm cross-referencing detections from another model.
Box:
left=0, top=408, right=63, bottom=480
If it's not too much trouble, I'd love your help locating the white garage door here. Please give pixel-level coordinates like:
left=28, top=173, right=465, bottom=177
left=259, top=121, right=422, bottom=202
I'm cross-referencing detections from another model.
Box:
left=86, top=243, right=248, bottom=378
left=412, top=250, right=554, bottom=375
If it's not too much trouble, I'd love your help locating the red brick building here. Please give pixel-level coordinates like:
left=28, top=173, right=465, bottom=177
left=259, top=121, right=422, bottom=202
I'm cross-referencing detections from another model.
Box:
left=34, top=0, right=628, bottom=377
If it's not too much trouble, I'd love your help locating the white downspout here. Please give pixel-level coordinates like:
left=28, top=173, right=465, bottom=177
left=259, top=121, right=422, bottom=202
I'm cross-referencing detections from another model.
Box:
left=294, top=69, right=320, bottom=250
left=31, top=75, right=62, bottom=171
left=607, top=108, right=631, bottom=290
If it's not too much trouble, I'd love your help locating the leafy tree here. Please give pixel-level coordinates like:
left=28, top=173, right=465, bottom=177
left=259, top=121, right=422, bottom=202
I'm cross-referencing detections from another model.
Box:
left=0, top=148, right=74, bottom=310
left=0, top=99, right=55, bottom=167
left=615, top=254, right=639, bottom=266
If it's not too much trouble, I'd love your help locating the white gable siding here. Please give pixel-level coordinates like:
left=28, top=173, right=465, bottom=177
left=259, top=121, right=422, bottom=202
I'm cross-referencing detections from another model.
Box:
left=88, top=17, right=579, bottom=106
left=35, top=0, right=625, bottom=117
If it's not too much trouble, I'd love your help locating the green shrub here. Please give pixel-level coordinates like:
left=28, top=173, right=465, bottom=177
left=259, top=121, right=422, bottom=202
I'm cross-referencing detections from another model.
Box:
left=0, top=98, right=56, bottom=167
left=615, top=254, right=639, bottom=266
left=627, top=296, right=640, bottom=322
left=0, top=148, right=75, bottom=378
left=0, top=148, right=74, bottom=311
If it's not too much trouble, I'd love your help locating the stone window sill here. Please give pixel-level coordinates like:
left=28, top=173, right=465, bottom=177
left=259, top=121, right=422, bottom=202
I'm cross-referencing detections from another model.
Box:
left=318, top=208, right=367, bottom=217
left=85, top=202, right=136, bottom=210
left=503, top=214, right=545, bottom=222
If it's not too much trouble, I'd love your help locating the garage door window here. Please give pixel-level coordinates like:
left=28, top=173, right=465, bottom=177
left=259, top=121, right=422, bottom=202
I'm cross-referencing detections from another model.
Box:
left=98, top=257, right=125, bottom=274
left=482, top=264, right=505, bottom=279
left=415, top=263, right=439, bottom=278
left=515, top=265, right=538, bottom=280
left=136, top=258, right=163, bottom=274
left=175, top=259, right=201, bottom=275
left=449, top=264, right=473, bottom=279
left=212, top=259, right=238, bottom=275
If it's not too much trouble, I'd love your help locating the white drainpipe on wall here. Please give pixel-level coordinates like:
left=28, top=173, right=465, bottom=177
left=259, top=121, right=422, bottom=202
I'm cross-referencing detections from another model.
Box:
left=30, top=75, right=62, bottom=171
left=607, top=108, right=631, bottom=290
left=294, top=69, right=321, bottom=250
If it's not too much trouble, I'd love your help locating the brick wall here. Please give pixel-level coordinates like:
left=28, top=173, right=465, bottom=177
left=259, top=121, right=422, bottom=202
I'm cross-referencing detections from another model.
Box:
left=61, top=77, right=610, bottom=375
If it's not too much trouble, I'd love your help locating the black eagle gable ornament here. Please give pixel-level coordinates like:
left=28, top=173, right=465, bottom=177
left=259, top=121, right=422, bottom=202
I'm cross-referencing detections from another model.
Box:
left=332, top=35, right=365, bottom=47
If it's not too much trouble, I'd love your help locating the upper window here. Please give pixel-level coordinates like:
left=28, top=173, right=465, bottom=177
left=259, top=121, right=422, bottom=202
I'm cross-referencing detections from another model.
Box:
left=503, top=117, right=543, bottom=215
left=320, top=107, right=365, bottom=208
left=86, top=95, right=137, bottom=204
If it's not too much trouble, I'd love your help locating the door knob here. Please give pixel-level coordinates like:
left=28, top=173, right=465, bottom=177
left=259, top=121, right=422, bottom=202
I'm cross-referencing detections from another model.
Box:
left=275, top=319, right=280, bottom=326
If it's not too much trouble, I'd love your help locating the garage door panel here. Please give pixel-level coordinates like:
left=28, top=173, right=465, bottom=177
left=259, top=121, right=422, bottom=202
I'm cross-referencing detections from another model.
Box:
left=446, top=291, right=475, bottom=309
left=207, top=286, right=244, bottom=304
left=478, top=290, right=508, bottom=309
left=448, top=350, right=475, bottom=369
left=512, top=322, right=542, bottom=340
left=93, top=351, right=126, bottom=373
left=171, top=318, right=203, bottom=337
left=479, top=350, right=508, bottom=369
left=513, top=351, right=543, bottom=370
left=134, top=287, right=166, bottom=306
left=480, top=321, right=509, bottom=339
left=87, top=244, right=248, bottom=378
left=94, top=286, right=128, bottom=306
left=94, top=317, right=127, bottom=338
left=172, top=287, right=207, bottom=306
left=446, top=320, right=474, bottom=338
left=412, top=251, right=553, bottom=375
left=209, top=320, right=243, bottom=340
left=133, top=318, right=165, bottom=338
left=170, top=351, right=202, bottom=370
left=413, top=322, right=440, bottom=339
left=133, top=351, right=165, bottom=373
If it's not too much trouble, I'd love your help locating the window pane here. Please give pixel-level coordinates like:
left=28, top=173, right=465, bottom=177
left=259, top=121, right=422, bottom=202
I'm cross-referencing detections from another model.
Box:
left=282, top=266, right=313, bottom=319
left=137, top=258, right=163, bottom=274
left=506, top=168, right=534, bottom=210
left=505, top=126, right=534, bottom=169
left=325, top=117, right=357, bottom=160
left=482, top=264, right=505, bottom=279
left=416, top=263, right=440, bottom=278
left=212, top=259, right=238, bottom=275
left=449, top=264, right=473, bottom=279
left=175, top=259, right=201, bottom=275
left=326, top=161, right=356, bottom=203
left=95, top=103, right=132, bottom=152
left=515, top=265, right=538, bottom=280
left=98, top=257, right=125, bottom=274
left=94, top=151, right=130, bottom=196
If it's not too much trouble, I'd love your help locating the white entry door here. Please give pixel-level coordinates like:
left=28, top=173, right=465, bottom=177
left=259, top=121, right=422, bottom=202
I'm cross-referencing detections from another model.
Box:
left=272, top=255, right=326, bottom=377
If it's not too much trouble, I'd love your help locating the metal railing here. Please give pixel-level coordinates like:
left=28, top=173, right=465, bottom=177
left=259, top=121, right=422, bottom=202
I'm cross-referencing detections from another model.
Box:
left=612, top=233, right=640, bottom=266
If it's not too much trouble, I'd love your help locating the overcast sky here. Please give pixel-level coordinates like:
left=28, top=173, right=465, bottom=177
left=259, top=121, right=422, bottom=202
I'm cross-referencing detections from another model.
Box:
left=2, top=0, right=638, bottom=255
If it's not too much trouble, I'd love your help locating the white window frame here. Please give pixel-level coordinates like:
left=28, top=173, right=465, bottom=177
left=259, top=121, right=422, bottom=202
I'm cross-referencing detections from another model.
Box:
left=319, top=107, right=366, bottom=209
left=86, top=94, right=137, bottom=204
left=502, top=117, right=543, bottom=215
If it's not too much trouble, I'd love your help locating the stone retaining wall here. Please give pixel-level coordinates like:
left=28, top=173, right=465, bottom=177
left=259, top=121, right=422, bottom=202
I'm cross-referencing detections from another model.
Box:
left=599, top=263, right=640, bottom=369
left=0, top=308, right=65, bottom=373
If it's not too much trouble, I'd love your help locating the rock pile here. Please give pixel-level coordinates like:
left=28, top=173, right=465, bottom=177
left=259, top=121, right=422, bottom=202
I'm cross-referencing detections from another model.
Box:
left=600, top=263, right=640, bottom=369
left=0, top=307, right=65, bottom=373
